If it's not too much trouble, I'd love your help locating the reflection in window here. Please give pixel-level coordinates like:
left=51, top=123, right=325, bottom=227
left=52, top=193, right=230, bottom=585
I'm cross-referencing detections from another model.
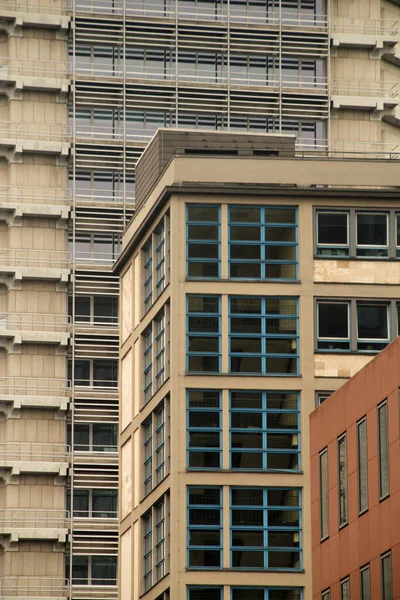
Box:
left=230, top=391, right=300, bottom=471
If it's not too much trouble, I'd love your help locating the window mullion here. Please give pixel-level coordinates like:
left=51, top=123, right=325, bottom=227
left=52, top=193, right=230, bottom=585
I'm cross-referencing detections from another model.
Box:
left=350, top=299, right=357, bottom=352
left=349, top=208, right=356, bottom=258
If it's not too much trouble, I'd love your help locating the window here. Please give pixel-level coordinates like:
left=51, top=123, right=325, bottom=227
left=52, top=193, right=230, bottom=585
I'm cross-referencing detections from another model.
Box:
left=381, top=552, right=392, bottom=600
left=143, top=327, right=153, bottom=403
left=187, top=487, right=222, bottom=568
left=69, top=295, right=118, bottom=326
left=316, top=300, right=391, bottom=353
left=70, top=232, right=121, bottom=264
left=228, top=206, right=298, bottom=280
left=187, top=204, right=220, bottom=278
left=155, top=312, right=165, bottom=390
left=316, top=391, right=332, bottom=406
left=143, top=512, right=153, bottom=591
left=187, top=390, right=222, bottom=470
left=231, top=589, right=302, bottom=600
left=142, top=307, right=170, bottom=405
left=360, top=564, right=371, bottom=600
left=321, top=591, right=331, bottom=600
left=71, top=169, right=134, bottom=202
left=229, top=296, right=299, bottom=375
left=319, top=448, right=329, bottom=540
left=338, top=433, right=348, bottom=527
left=315, top=209, right=400, bottom=259
left=67, top=489, right=118, bottom=520
left=230, top=488, right=301, bottom=570
left=142, top=213, right=170, bottom=312
left=155, top=500, right=166, bottom=581
left=357, top=417, right=368, bottom=514
left=230, top=390, right=300, bottom=471
left=143, top=399, right=169, bottom=496
left=65, top=555, right=117, bottom=585
left=67, top=423, right=117, bottom=452
left=187, top=295, right=221, bottom=373
left=378, top=401, right=390, bottom=500
left=68, top=358, right=118, bottom=387
left=188, top=589, right=222, bottom=600
left=340, top=577, right=350, bottom=600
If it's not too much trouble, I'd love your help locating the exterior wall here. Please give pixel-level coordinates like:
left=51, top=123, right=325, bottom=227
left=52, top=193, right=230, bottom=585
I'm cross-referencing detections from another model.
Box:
left=118, top=149, right=400, bottom=600
left=310, top=338, right=400, bottom=600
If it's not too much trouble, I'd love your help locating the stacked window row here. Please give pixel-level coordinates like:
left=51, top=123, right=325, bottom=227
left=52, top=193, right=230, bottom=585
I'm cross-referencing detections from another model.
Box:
left=143, top=494, right=169, bottom=592
left=143, top=397, right=169, bottom=497
left=187, top=389, right=300, bottom=471
left=319, top=399, right=389, bottom=542
left=187, top=295, right=298, bottom=375
left=143, top=213, right=170, bottom=314
left=143, top=304, right=170, bottom=404
left=188, top=588, right=302, bottom=600
left=187, top=486, right=302, bottom=571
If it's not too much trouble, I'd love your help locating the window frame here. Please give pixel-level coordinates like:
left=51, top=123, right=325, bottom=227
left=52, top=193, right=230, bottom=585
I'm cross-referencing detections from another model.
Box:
left=360, top=564, right=371, bottom=600
left=319, top=447, right=329, bottom=541
left=357, top=416, right=368, bottom=515
left=186, top=203, right=221, bottom=279
left=340, top=577, right=350, bottom=600
left=381, top=551, right=392, bottom=600
left=378, top=400, right=390, bottom=501
left=142, top=212, right=170, bottom=314
left=187, top=486, right=223, bottom=570
left=338, top=432, right=348, bottom=528
left=187, top=295, right=221, bottom=374
left=142, top=397, right=169, bottom=499
left=187, top=389, right=222, bottom=471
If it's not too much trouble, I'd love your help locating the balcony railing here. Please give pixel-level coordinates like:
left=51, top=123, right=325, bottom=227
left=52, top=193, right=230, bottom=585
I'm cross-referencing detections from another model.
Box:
left=0, top=121, right=70, bottom=141
left=0, top=577, right=67, bottom=597
left=332, top=17, right=399, bottom=37
left=295, top=139, right=400, bottom=160
left=73, top=379, right=119, bottom=391
left=74, top=315, right=118, bottom=328
left=0, top=376, right=71, bottom=396
left=73, top=251, right=120, bottom=265
left=0, top=442, right=69, bottom=461
left=0, top=58, right=68, bottom=78
left=73, top=443, right=118, bottom=454
left=0, top=508, right=67, bottom=528
left=0, top=313, right=70, bottom=331
left=0, top=184, right=70, bottom=205
left=0, top=248, right=70, bottom=268
left=332, top=79, right=400, bottom=98
left=72, top=509, right=117, bottom=520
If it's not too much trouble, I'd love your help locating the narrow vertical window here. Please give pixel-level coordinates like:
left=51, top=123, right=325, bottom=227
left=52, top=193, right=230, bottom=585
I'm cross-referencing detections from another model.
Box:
left=143, top=419, right=153, bottom=495
left=143, top=240, right=153, bottom=312
left=340, top=577, right=350, bottom=600
left=155, top=221, right=165, bottom=297
left=155, top=404, right=165, bottom=484
left=360, top=564, right=371, bottom=600
left=378, top=401, right=390, bottom=499
left=322, top=589, right=331, bottom=600
left=187, top=295, right=221, bottom=373
left=319, top=448, right=329, bottom=540
left=155, top=500, right=165, bottom=582
left=143, top=512, right=152, bottom=591
left=187, top=486, right=222, bottom=568
left=187, top=390, right=222, bottom=470
left=155, top=310, right=165, bottom=390
left=357, top=417, right=368, bottom=514
left=381, top=552, right=392, bottom=600
left=338, top=433, right=348, bottom=527
left=187, top=204, right=220, bottom=278
left=143, top=327, right=153, bottom=404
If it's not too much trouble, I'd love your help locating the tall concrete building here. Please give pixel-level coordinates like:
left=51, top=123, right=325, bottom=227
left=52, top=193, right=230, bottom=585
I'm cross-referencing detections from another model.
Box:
left=116, top=128, right=400, bottom=600
left=0, top=0, right=399, bottom=600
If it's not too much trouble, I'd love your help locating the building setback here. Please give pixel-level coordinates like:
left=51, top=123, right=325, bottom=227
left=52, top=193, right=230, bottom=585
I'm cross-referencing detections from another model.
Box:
left=310, top=336, right=400, bottom=600
left=116, top=128, right=400, bottom=600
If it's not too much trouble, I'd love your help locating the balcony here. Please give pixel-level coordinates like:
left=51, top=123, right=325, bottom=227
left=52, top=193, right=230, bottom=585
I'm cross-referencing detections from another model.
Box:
left=0, top=58, right=69, bottom=95
left=0, top=509, right=68, bottom=543
left=0, top=1, right=69, bottom=32
left=0, top=442, right=69, bottom=478
left=0, top=576, right=67, bottom=600
left=0, top=248, right=70, bottom=287
left=0, top=121, right=70, bottom=161
left=331, top=80, right=399, bottom=111
left=0, top=185, right=70, bottom=223
left=0, top=313, right=70, bottom=350
left=331, top=17, right=399, bottom=49
left=0, top=376, right=71, bottom=413
left=71, top=509, right=117, bottom=530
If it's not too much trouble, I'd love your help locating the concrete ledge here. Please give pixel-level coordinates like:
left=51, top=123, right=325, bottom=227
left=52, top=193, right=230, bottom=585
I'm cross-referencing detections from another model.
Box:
left=0, top=11, right=69, bottom=29
left=0, top=394, right=69, bottom=411
left=0, top=331, right=70, bottom=346
left=331, top=95, right=398, bottom=110
left=0, top=527, right=68, bottom=542
left=331, top=33, right=397, bottom=48
left=0, top=461, right=68, bottom=476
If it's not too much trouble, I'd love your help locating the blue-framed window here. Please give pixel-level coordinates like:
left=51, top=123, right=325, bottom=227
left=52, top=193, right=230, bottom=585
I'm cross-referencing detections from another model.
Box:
left=187, top=295, right=221, bottom=373
left=230, top=391, right=300, bottom=471
left=230, top=487, right=302, bottom=570
left=187, top=486, right=222, bottom=569
left=155, top=221, right=166, bottom=298
left=155, top=310, right=165, bottom=391
left=143, top=327, right=153, bottom=403
left=143, top=512, right=152, bottom=591
left=229, top=206, right=297, bottom=280
left=144, top=419, right=152, bottom=495
left=229, top=296, right=299, bottom=375
left=231, top=588, right=302, bottom=600
left=187, top=390, right=222, bottom=470
left=317, top=299, right=390, bottom=352
left=155, top=403, right=165, bottom=485
left=143, top=240, right=153, bottom=311
left=187, top=204, right=220, bottom=278
left=188, top=588, right=223, bottom=600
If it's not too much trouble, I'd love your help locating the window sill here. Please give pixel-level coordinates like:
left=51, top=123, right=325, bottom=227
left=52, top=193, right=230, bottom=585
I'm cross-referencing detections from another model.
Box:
left=186, top=568, right=305, bottom=573
left=314, top=255, right=398, bottom=262
left=186, top=277, right=301, bottom=284
left=315, top=350, right=381, bottom=356
left=186, top=468, right=304, bottom=474
left=186, top=372, right=302, bottom=378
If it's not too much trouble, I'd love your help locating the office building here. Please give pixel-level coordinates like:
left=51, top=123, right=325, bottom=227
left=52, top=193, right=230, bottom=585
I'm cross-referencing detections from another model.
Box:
left=1, top=0, right=400, bottom=598
left=116, top=128, right=400, bottom=600
left=310, top=336, right=400, bottom=600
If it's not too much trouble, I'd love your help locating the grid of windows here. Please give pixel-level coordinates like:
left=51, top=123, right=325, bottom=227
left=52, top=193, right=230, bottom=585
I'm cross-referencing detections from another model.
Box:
left=187, top=295, right=221, bottom=373
left=143, top=327, right=153, bottom=403
left=142, top=213, right=170, bottom=312
left=143, top=398, right=169, bottom=497
left=155, top=312, right=165, bottom=390
left=66, top=555, right=117, bottom=585
left=230, top=487, right=301, bottom=570
left=230, top=391, right=300, bottom=471
left=187, top=487, right=222, bottom=569
left=338, top=433, right=348, bottom=528
left=187, top=588, right=303, bottom=600
left=316, top=299, right=391, bottom=352
left=357, top=417, right=368, bottom=514
left=143, top=306, right=170, bottom=405
left=229, top=296, right=299, bottom=375
left=155, top=222, right=166, bottom=298
left=143, top=512, right=153, bottom=591
left=187, top=204, right=220, bottom=278
left=187, top=390, right=222, bottom=469
left=155, top=501, right=166, bottom=581
left=228, top=205, right=298, bottom=280
left=316, top=209, right=400, bottom=259
left=142, top=495, right=169, bottom=593
left=378, top=401, right=390, bottom=500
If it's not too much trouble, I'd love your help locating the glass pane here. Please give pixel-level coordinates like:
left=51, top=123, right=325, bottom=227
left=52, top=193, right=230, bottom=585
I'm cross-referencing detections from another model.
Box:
left=357, top=213, right=387, bottom=246
left=318, top=212, right=348, bottom=245
left=357, top=304, right=388, bottom=340
left=318, top=303, right=348, bottom=338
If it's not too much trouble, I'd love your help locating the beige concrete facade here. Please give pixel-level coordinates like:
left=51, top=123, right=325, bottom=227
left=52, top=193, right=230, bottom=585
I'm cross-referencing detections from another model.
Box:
left=117, top=132, right=400, bottom=600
